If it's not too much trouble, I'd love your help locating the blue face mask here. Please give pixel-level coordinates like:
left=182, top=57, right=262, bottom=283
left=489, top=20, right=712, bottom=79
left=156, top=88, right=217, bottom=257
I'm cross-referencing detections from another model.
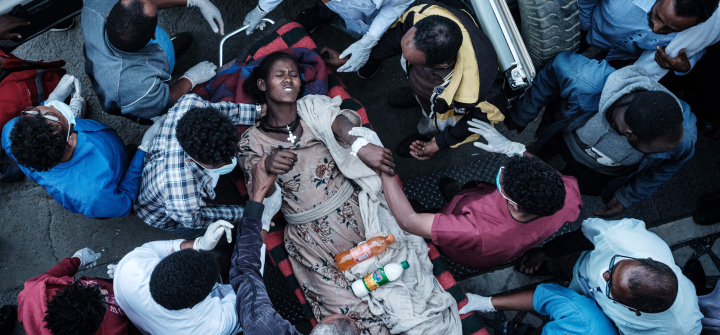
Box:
left=496, top=166, right=518, bottom=206
left=202, top=157, right=237, bottom=175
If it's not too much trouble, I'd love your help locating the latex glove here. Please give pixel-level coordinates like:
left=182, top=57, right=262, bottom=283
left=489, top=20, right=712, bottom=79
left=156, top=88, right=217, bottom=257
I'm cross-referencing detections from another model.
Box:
left=259, top=244, right=267, bottom=276
left=458, top=293, right=496, bottom=314
left=187, top=0, right=224, bottom=35
left=72, top=247, right=101, bottom=269
left=47, top=74, right=76, bottom=102
left=194, top=220, right=234, bottom=250
left=139, top=114, right=167, bottom=152
left=69, top=77, right=85, bottom=118
left=468, top=119, right=526, bottom=157
left=261, top=182, right=282, bottom=231
left=243, top=5, right=268, bottom=35
left=337, top=33, right=379, bottom=72
left=181, top=61, right=218, bottom=88
left=107, top=264, right=117, bottom=279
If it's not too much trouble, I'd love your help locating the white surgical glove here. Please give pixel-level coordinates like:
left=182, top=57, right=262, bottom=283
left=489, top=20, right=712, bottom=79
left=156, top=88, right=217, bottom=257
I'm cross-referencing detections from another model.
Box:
left=468, top=119, right=526, bottom=157
left=181, top=61, right=218, bottom=88
left=194, top=220, right=234, bottom=250
left=139, top=114, right=167, bottom=152
left=107, top=263, right=117, bottom=279
left=72, top=247, right=101, bottom=269
left=337, top=33, right=379, bottom=72
left=261, top=182, right=281, bottom=231
left=69, top=77, right=85, bottom=118
left=259, top=243, right=267, bottom=276
left=243, top=5, right=268, bottom=35
left=187, top=0, right=224, bottom=35
left=47, top=74, right=75, bottom=102
left=458, top=293, right=496, bottom=314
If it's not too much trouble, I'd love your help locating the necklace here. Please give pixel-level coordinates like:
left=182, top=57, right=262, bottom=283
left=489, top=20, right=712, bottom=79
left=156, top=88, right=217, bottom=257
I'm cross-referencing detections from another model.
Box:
left=259, top=114, right=301, bottom=144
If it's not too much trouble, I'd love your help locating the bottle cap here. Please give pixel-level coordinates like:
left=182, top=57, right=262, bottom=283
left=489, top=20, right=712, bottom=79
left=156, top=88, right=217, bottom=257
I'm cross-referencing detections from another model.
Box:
left=400, top=261, right=409, bottom=269
left=387, top=234, right=395, bottom=243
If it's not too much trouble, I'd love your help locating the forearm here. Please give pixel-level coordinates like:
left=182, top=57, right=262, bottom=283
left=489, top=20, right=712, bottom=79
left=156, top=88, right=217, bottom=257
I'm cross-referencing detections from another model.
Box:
left=169, top=78, right=193, bottom=102
left=380, top=173, right=433, bottom=238
left=331, top=114, right=360, bottom=146
left=196, top=205, right=246, bottom=227
left=154, top=0, right=187, bottom=9
left=490, top=289, right=536, bottom=312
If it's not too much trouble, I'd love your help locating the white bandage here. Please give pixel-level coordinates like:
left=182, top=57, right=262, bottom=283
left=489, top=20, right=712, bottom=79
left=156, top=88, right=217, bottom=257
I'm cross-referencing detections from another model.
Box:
left=350, top=138, right=370, bottom=156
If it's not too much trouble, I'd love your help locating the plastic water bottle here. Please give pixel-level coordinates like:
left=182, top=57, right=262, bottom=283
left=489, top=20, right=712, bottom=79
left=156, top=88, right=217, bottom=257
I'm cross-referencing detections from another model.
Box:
left=351, top=261, right=409, bottom=297
left=335, top=235, right=395, bottom=271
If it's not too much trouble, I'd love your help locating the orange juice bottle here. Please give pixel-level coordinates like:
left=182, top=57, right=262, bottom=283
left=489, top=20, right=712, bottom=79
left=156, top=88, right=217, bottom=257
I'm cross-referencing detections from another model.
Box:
left=335, top=235, right=395, bottom=271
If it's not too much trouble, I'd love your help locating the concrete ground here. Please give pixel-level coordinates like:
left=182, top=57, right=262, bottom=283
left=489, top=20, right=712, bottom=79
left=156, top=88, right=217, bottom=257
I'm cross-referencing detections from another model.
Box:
left=2, top=0, right=720, bottom=334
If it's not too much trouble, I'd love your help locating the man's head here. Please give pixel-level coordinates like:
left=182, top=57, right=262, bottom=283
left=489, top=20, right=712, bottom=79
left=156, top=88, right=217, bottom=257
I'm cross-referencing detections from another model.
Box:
left=106, top=0, right=158, bottom=52
left=401, top=15, right=463, bottom=68
left=604, top=258, right=678, bottom=314
left=649, top=0, right=719, bottom=34
left=613, top=90, right=684, bottom=154
left=10, top=105, right=73, bottom=172
left=43, top=279, right=107, bottom=335
left=150, top=249, right=220, bottom=310
left=311, top=314, right=360, bottom=335
left=176, top=107, right=239, bottom=169
left=501, top=155, right=566, bottom=217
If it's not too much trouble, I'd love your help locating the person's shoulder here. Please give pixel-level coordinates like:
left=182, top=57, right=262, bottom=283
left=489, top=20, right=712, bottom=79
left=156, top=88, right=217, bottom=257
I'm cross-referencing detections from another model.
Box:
left=82, top=0, right=114, bottom=18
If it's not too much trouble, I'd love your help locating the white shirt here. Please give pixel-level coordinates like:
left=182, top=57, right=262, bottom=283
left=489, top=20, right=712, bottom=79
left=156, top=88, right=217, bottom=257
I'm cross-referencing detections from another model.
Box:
left=635, top=7, right=720, bottom=80
left=114, top=239, right=241, bottom=335
left=569, top=218, right=702, bottom=335
left=259, top=0, right=414, bottom=38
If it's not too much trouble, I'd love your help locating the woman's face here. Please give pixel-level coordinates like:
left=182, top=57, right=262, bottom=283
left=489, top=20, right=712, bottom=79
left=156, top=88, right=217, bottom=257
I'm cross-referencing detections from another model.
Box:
left=259, top=58, right=301, bottom=104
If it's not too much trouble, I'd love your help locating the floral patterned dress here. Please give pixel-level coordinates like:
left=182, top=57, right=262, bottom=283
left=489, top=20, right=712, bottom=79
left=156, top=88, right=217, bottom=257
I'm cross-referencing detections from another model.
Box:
left=238, top=120, right=389, bottom=335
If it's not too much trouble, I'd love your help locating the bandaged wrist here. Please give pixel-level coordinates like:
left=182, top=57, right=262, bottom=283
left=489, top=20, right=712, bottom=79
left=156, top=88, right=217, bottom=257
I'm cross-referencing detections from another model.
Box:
left=350, top=138, right=369, bottom=156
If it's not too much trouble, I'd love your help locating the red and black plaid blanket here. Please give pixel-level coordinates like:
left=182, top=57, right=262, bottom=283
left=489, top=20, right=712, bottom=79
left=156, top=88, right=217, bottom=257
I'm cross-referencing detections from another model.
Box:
left=195, top=20, right=487, bottom=334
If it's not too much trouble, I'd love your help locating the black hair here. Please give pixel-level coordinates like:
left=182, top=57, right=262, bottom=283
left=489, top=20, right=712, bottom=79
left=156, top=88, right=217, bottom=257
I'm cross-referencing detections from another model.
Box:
left=502, top=155, right=566, bottom=217
left=150, top=249, right=220, bottom=310
left=242, top=51, right=306, bottom=104
left=674, top=0, right=719, bottom=24
left=626, top=258, right=678, bottom=313
left=176, top=107, right=239, bottom=166
left=9, top=114, right=67, bottom=172
left=43, top=279, right=107, bottom=335
left=625, top=90, right=684, bottom=144
left=106, top=0, right=158, bottom=52
left=412, top=15, right=463, bottom=67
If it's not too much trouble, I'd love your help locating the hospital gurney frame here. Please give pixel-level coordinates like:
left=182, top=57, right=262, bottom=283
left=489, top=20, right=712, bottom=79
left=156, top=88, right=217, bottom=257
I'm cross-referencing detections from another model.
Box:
left=219, top=18, right=276, bottom=66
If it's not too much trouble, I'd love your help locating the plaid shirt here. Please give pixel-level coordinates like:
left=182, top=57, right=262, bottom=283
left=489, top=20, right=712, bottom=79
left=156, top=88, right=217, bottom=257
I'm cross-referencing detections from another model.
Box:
left=135, top=94, right=256, bottom=230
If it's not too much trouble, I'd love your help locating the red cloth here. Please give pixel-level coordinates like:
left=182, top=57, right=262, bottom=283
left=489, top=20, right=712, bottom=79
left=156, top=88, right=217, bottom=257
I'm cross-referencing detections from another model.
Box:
left=431, top=176, right=583, bottom=271
left=0, top=50, right=65, bottom=132
left=17, top=257, right=134, bottom=335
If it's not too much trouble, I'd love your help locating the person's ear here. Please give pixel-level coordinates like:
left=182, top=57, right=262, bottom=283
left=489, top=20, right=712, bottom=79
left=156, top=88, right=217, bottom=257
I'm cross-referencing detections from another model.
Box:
left=511, top=203, right=521, bottom=212
left=153, top=32, right=157, bottom=40
left=258, top=78, right=266, bottom=92
left=603, top=271, right=611, bottom=282
left=434, top=62, right=450, bottom=69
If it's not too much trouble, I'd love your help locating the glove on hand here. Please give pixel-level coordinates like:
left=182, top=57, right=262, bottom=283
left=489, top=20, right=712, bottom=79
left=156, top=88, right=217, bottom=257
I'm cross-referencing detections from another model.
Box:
left=468, top=119, right=526, bottom=157
left=73, top=247, right=101, bottom=269
left=194, top=220, right=234, bottom=250
left=69, top=77, right=85, bottom=118
left=243, top=6, right=268, bottom=35
left=261, top=183, right=282, bottom=231
left=107, top=264, right=117, bottom=279
left=338, top=33, right=379, bottom=72
left=139, top=114, right=167, bottom=152
left=181, top=61, right=218, bottom=88
left=187, top=0, right=224, bottom=35
left=48, top=74, right=76, bottom=102
left=458, top=293, right=496, bottom=314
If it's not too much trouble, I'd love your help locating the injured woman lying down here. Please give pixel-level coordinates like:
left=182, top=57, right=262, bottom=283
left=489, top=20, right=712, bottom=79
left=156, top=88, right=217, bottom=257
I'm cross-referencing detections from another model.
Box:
left=238, top=51, right=460, bottom=335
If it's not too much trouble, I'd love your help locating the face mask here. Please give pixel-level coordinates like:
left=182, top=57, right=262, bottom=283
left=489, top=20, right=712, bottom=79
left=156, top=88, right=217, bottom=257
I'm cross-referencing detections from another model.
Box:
left=203, top=157, right=237, bottom=175
left=45, top=100, right=76, bottom=127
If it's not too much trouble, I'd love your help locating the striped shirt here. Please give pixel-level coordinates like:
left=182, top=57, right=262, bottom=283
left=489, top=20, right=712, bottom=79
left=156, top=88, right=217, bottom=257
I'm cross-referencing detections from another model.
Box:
left=134, top=94, right=256, bottom=230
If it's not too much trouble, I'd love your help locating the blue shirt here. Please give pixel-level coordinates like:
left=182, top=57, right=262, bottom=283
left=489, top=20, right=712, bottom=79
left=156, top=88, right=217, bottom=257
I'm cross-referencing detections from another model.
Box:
left=2, top=118, right=145, bottom=218
left=579, top=0, right=704, bottom=74
left=533, top=283, right=618, bottom=335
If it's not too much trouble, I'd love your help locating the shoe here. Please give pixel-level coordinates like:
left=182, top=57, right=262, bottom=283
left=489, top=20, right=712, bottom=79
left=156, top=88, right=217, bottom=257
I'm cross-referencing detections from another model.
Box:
left=694, top=199, right=720, bottom=226
left=438, top=177, right=461, bottom=202
left=358, top=60, right=381, bottom=79
left=0, top=164, right=24, bottom=183
left=50, top=19, right=75, bottom=32
left=396, top=133, right=430, bottom=158
left=387, top=86, right=419, bottom=109
left=684, top=259, right=708, bottom=296
left=171, top=33, right=193, bottom=59
left=0, top=305, right=17, bottom=334
left=296, top=5, right=338, bottom=34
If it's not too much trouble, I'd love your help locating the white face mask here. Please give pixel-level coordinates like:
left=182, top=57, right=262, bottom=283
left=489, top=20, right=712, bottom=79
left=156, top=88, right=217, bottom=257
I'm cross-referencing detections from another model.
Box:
left=201, top=156, right=237, bottom=175
left=45, top=100, right=76, bottom=127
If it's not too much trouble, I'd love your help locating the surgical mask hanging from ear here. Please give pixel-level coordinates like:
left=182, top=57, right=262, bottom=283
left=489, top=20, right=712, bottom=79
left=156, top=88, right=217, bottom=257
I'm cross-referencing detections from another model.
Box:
left=204, top=157, right=237, bottom=175
left=45, top=100, right=76, bottom=127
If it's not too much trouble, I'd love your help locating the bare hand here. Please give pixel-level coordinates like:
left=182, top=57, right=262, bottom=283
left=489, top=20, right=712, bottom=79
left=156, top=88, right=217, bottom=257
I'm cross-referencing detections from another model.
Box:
left=516, top=248, right=549, bottom=275
left=0, top=14, right=29, bottom=40
left=265, top=149, right=298, bottom=175
left=409, top=138, right=440, bottom=161
left=250, top=153, right=277, bottom=202
left=320, top=47, right=349, bottom=67
left=357, top=144, right=394, bottom=175
left=655, top=46, right=691, bottom=72
left=593, top=196, right=626, bottom=217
